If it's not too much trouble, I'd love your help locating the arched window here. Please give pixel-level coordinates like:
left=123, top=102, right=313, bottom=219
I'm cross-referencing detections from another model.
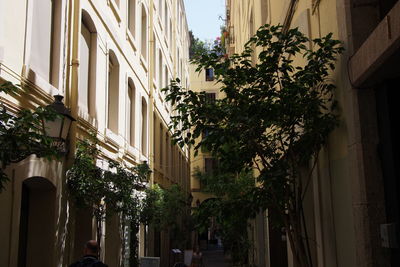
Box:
left=141, top=98, right=148, bottom=156
left=127, top=79, right=136, bottom=146
left=128, top=0, right=136, bottom=36
left=108, top=50, right=120, bottom=133
left=79, top=12, right=97, bottom=116
left=141, top=5, right=148, bottom=60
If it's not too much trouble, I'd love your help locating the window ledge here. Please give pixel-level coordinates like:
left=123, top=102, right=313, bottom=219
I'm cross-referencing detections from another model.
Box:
left=126, top=29, right=137, bottom=52
left=140, top=55, right=148, bottom=73
left=158, top=16, right=163, bottom=30
left=105, top=128, right=122, bottom=151
left=108, top=0, right=122, bottom=24
left=24, top=65, right=60, bottom=97
left=123, top=146, right=137, bottom=163
left=164, top=35, right=169, bottom=47
left=77, top=107, right=97, bottom=129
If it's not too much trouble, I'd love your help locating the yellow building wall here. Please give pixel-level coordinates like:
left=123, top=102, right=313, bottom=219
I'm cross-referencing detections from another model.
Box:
left=226, top=1, right=357, bottom=267
left=188, top=64, right=221, bottom=206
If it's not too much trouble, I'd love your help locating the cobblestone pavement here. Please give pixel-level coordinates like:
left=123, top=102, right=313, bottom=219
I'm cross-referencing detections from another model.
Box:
left=202, top=246, right=232, bottom=267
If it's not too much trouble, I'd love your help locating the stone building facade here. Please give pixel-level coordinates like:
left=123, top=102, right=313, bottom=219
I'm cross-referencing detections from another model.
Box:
left=226, top=0, right=400, bottom=266
left=0, top=0, right=191, bottom=266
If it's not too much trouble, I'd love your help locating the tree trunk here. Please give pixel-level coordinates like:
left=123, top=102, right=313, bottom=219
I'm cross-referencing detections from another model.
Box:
left=285, top=213, right=310, bottom=267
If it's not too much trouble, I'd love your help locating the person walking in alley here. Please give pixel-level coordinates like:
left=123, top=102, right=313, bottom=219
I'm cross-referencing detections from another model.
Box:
left=191, top=246, right=203, bottom=267
left=69, top=240, right=108, bottom=267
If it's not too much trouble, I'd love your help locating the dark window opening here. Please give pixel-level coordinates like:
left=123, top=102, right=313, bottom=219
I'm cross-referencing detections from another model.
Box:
left=204, top=158, right=218, bottom=174
left=205, top=68, right=214, bottom=81
left=379, top=0, right=398, bottom=19
left=205, top=92, right=216, bottom=104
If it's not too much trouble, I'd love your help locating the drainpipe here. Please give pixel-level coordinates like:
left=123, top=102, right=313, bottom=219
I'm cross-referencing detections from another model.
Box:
left=64, top=0, right=81, bottom=263
left=148, top=0, right=155, bottom=187
left=146, top=0, right=155, bottom=258
left=67, top=0, right=80, bottom=141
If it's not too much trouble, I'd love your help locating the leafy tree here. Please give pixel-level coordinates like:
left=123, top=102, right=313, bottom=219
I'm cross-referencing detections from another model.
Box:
left=141, top=184, right=191, bottom=249
left=193, top=169, right=255, bottom=265
left=189, top=31, right=214, bottom=59
left=67, top=133, right=151, bottom=265
left=163, top=24, right=344, bottom=267
left=0, top=82, right=61, bottom=191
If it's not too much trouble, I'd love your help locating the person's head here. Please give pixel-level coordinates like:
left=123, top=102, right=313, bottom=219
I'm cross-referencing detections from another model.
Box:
left=194, top=245, right=200, bottom=253
left=83, top=240, right=99, bottom=257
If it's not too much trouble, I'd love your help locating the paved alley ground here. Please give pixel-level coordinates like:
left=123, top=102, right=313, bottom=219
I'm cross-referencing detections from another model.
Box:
left=201, top=245, right=232, bottom=267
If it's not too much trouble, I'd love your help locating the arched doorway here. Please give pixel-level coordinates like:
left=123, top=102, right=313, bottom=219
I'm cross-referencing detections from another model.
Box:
left=18, top=177, right=56, bottom=267
left=195, top=198, right=221, bottom=250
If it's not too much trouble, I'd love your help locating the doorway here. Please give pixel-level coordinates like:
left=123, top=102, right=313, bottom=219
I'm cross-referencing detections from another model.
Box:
left=18, top=177, right=56, bottom=267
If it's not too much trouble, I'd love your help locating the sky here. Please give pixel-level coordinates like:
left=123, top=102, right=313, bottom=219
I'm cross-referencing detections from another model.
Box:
left=183, top=0, right=226, bottom=42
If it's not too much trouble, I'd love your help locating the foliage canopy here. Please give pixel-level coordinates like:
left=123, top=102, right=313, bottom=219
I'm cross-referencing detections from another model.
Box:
left=163, top=24, right=344, bottom=267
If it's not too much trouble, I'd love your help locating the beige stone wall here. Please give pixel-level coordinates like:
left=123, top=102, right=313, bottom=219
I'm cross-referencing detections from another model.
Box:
left=0, top=0, right=191, bottom=265
left=225, top=1, right=361, bottom=267
left=188, top=64, right=222, bottom=206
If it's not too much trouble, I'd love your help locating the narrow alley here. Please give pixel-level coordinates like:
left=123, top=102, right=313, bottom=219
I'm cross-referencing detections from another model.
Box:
left=196, top=244, right=231, bottom=267
left=202, top=245, right=232, bottom=267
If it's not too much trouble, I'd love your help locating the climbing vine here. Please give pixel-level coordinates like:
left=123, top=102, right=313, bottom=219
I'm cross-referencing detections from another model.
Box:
left=67, top=133, right=151, bottom=265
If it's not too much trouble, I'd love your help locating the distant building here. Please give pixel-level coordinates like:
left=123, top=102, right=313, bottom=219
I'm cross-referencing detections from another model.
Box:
left=188, top=64, right=221, bottom=248
left=226, top=0, right=400, bottom=266
left=0, top=0, right=191, bottom=266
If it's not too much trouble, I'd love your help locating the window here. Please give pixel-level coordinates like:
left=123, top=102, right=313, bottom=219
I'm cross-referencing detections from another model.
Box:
left=79, top=22, right=90, bottom=114
left=159, top=124, right=164, bottom=167
left=128, top=0, right=136, bottom=36
left=164, top=3, right=168, bottom=36
left=249, top=11, right=256, bottom=65
left=141, top=98, right=148, bottom=155
left=108, top=50, right=120, bottom=133
left=202, top=129, right=211, bottom=139
left=127, top=79, right=136, bottom=146
left=204, top=158, right=218, bottom=174
left=205, top=92, right=216, bottom=104
left=158, top=50, right=163, bottom=89
left=205, top=68, right=214, bottom=81
left=164, top=66, right=169, bottom=89
left=30, top=0, right=61, bottom=86
left=141, top=5, right=148, bottom=60
left=158, top=0, right=162, bottom=18
left=177, top=50, right=180, bottom=79
left=79, top=13, right=97, bottom=116
left=152, top=32, right=156, bottom=73
left=165, top=133, right=170, bottom=173
left=169, top=19, right=172, bottom=46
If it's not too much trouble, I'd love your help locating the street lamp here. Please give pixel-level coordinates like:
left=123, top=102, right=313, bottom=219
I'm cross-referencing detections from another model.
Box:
left=44, top=95, right=76, bottom=153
